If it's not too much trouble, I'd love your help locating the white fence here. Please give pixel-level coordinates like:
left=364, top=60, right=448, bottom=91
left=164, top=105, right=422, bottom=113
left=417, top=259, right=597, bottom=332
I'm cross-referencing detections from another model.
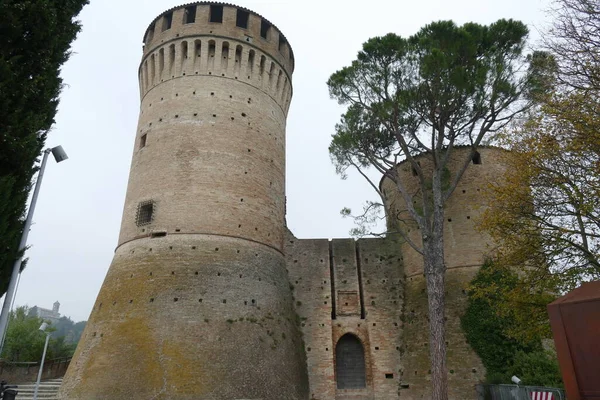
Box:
left=476, top=384, right=566, bottom=400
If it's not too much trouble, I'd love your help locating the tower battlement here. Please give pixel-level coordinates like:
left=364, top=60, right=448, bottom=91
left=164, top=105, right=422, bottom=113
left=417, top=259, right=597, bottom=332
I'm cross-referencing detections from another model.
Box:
left=139, top=2, right=293, bottom=112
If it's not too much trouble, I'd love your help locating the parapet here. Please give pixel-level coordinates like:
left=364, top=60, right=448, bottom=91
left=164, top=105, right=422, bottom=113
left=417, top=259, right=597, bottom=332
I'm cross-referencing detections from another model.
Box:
left=141, top=3, right=294, bottom=76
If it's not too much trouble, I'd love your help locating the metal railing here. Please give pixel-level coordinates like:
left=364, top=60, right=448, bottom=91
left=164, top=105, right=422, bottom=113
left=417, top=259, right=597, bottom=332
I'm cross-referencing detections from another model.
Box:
left=476, top=384, right=566, bottom=400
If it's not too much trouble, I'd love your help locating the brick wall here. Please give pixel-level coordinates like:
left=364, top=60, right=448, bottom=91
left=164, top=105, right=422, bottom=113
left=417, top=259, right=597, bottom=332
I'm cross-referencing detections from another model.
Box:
left=60, top=4, right=307, bottom=400
left=287, top=234, right=403, bottom=400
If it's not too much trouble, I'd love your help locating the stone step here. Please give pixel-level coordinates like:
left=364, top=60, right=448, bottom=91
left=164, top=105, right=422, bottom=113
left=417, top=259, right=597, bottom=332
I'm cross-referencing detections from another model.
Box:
left=8, top=379, right=62, bottom=400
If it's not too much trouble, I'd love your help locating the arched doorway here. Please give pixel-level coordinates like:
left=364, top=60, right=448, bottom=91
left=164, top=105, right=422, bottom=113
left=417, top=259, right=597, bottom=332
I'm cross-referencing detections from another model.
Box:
left=335, top=334, right=366, bottom=389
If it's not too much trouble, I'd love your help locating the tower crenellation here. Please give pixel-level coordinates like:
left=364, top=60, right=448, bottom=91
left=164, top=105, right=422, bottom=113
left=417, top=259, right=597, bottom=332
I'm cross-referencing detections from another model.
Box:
left=139, top=3, right=293, bottom=113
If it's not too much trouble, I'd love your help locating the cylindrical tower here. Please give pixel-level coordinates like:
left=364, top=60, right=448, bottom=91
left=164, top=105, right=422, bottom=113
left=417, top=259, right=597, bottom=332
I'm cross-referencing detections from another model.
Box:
left=380, top=147, right=506, bottom=399
left=60, top=3, right=308, bottom=399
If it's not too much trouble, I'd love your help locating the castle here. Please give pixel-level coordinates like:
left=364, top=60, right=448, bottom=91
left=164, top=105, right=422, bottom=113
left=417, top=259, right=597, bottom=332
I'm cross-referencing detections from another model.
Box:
left=59, top=3, right=504, bottom=399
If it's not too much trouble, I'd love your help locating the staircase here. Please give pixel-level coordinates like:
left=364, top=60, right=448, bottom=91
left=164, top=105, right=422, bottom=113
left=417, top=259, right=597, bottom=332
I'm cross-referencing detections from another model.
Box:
left=9, top=378, right=62, bottom=399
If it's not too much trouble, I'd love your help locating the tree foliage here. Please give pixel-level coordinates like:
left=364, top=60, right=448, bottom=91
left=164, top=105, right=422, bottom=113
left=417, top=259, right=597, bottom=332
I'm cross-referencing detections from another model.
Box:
left=1, top=306, right=77, bottom=362
left=462, top=260, right=562, bottom=386
left=481, top=0, right=600, bottom=318
left=51, top=316, right=86, bottom=343
left=327, top=20, right=535, bottom=399
left=0, top=0, right=88, bottom=296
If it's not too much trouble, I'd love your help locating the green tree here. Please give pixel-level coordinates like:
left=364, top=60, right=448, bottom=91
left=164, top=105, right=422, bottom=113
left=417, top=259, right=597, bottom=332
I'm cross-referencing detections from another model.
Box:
left=480, top=0, right=600, bottom=332
left=2, top=306, right=47, bottom=362
left=0, top=0, right=88, bottom=296
left=52, top=316, right=86, bottom=344
left=327, top=20, right=536, bottom=399
left=462, top=260, right=561, bottom=386
left=1, top=306, right=77, bottom=361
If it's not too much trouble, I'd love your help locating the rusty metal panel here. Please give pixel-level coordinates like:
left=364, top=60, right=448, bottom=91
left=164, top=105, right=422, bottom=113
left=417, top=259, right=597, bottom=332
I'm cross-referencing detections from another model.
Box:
left=548, top=281, right=600, bottom=400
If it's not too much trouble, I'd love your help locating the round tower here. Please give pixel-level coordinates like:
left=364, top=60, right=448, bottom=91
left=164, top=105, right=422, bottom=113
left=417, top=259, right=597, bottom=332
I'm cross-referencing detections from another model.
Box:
left=60, top=3, right=308, bottom=399
left=380, top=147, right=507, bottom=399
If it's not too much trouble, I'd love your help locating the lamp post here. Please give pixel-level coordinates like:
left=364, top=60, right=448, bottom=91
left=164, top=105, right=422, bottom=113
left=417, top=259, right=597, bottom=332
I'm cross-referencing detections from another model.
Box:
left=33, top=322, right=51, bottom=400
left=0, top=146, right=68, bottom=354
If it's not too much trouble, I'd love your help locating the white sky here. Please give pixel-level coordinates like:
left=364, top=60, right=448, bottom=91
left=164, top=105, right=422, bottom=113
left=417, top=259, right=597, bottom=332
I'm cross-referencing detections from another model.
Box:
left=9, top=0, right=551, bottom=322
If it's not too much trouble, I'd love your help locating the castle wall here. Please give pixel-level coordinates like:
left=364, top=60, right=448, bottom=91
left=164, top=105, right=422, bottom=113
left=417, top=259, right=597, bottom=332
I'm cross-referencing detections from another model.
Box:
left=286, top=233, right=403, bottom=400
left=60, top=4, right=307, bottom=399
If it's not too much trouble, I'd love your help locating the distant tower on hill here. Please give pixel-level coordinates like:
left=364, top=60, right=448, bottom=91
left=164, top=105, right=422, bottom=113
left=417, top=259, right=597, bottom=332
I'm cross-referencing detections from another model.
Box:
left=29, top=301, right=61, bottom=325
left=59, top=3, right=307, bottom=399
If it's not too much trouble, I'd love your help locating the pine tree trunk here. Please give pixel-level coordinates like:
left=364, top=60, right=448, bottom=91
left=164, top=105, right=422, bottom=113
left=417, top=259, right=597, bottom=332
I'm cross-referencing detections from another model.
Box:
left=423, top=226, right=448, bottom=400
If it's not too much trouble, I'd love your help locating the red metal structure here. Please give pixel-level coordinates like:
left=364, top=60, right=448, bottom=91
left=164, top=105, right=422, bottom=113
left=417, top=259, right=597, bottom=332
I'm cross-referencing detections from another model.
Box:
left=547, top=281, right=600, bottom=400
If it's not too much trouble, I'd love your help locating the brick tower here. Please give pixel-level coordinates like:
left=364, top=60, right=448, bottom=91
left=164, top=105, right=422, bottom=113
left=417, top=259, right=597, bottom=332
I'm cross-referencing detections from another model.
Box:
left=59, top=3, right=308, bottom=399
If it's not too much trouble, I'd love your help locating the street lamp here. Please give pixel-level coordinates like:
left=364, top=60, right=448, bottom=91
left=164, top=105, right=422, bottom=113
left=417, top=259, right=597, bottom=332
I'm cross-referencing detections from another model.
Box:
left=33, top=322, right=51, bottom=400
left=0, top=146, right=68, bottom=354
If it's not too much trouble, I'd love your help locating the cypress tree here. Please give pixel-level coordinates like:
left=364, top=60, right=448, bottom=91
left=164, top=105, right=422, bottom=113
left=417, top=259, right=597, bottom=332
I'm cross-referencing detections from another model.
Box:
left=0, top=0, right=88, bottom=295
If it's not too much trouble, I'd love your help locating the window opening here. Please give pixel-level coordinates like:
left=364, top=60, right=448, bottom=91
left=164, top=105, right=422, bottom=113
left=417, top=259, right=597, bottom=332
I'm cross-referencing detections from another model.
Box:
left=184, top=6, right=197, bottom=24
left=247, top=49, right=255, bottom=75
left=139, top=134, right=147, bottom=149
left=278, top=36, right=287, bottom=52
left=259, top=55, right=266, bottom=76
left=162, top=12, right=173, bottom=31
left=336, top=334, right=367, bottom=389
left=210, top=5, right=223, bottom=23
left=236, top=9, right=249, bottom=28
left=136, top=201, right=155, bottom=226
left=260, top=20, right=271, bottom=39
left=472, top=151, right=482, bottom=164
left=158, top=49, right=165, bottom=79
left=221, top=42, right=230, bottom=70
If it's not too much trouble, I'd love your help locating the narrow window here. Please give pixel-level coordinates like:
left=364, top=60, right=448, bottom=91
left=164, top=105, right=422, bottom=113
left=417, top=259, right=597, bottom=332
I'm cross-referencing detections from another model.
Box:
left=182, top=41, right=188, bottom=59
left=336, top=334, right=367, bottom=389
left=162, top=12, right=173, bottom=31
left=136, top=201, right=155, bottom=226
left=259, top=55, right=266, bottom=75
left=195, top=40, right=202, bottom=58
left=209, top=5, right=223, bottom=23
left=236, top=9, right=249, bottom=28
left=279, top=36, right=287, bottom=52
left=221, top=42, right=230, bottom=70
left=234, top=45, right=242, bottom=74
left=184, top=6, right=196, bottom=24
left=149, top=54, right=156, bottom=83
left=169, top=44, right=176, bottom=76
left=247, top=49, right=255, bottom=75
left=472, top=151, right=482, bottom=165
left=268, top=62, right=275, bottom=86
left=158, top=48, right=165, bottom=78
left=139, top=134, right=147, bottom=149
left=260, top=20, right=271, bottom=39
left=208, top=40, right=216, bottom=70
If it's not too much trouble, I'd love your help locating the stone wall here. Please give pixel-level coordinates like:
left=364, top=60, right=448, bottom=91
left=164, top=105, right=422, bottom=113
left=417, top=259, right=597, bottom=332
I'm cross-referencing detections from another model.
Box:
left=60, top=4, right=307, bottom=399
left=286, top=233, right=403, bottom=400
left=0, top=358, right=70, bottom=384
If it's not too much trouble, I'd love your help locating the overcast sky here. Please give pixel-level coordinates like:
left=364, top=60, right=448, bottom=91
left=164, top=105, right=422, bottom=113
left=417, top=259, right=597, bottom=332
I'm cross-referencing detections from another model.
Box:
left=9, top=0, right=551, bottom=322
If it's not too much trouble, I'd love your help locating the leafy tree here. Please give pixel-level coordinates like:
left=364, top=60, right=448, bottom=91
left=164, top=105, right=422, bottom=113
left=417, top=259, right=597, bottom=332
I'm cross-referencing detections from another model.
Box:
left=462, top=260, right=561, bottom=386
left=480, top=0, right=600, bottom=328
left=1, top=306, right=77, bottom=362
left=52, top=316, right=86, bottom=344
left=0, top=0, right=88, bottom=296
left=1, top=306, right=47, bottom=362
left=327, top=20, right=536, bottom=399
